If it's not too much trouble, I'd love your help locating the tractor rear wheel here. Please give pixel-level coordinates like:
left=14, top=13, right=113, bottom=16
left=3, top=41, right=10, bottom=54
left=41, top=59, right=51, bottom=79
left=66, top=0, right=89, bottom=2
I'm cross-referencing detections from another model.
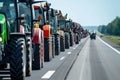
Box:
left=8, top=37, right=26, bottom=80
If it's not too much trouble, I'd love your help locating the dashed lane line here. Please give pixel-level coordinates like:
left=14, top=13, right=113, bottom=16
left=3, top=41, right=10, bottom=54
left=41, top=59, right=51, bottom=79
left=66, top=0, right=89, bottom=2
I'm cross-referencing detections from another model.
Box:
left=60, top=57, right=65, bottom=60
left=41, top=70, right=55, bottom=79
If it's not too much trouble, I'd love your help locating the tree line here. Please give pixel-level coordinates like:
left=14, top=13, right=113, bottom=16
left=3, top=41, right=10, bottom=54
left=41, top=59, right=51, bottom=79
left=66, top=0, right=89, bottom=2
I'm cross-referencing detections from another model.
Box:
left=98, top=16, right=120, bottom=36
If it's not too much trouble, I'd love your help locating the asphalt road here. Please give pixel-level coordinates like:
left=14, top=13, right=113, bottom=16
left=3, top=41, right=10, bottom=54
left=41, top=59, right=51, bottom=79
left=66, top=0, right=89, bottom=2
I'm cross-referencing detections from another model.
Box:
left=25, top=37, right=87, bottom=80
left=66, top=36, right=120, bottom=80
left=1, top=37, right=87, bottom=80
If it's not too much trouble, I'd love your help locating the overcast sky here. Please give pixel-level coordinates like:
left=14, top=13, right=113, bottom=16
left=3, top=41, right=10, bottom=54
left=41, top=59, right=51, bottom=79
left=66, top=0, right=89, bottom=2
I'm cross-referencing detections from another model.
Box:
left=47, top=0, right=120, bottom=26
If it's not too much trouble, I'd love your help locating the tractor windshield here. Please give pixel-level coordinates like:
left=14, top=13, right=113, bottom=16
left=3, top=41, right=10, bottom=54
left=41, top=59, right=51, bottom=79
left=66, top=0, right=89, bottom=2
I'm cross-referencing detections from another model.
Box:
left=33, top=4, right=45, bottom=26
left=0, top=0, right=17, bottom=32
left=66, top=21, right=71, bottom=28
left=50, top=15, right=58, bottom=34
left=58, top=20, right=66, bottom=29
left=17, top=2, right=32, bottom=32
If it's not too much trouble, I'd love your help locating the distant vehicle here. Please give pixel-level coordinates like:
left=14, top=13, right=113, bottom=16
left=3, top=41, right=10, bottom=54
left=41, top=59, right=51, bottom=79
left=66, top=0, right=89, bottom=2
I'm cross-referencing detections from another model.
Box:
left=90, top=31, right=96, bottom=40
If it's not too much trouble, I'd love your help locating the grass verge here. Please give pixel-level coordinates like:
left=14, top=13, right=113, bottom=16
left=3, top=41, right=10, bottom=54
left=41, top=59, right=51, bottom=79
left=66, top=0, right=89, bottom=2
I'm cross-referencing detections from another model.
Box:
left=100, top=35, right=120, bottom=46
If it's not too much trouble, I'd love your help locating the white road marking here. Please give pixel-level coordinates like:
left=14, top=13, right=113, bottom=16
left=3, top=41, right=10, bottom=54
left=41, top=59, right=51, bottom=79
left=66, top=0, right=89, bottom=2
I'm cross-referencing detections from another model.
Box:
left=60, top=57, right=65, bottom=60
left=67, top=52, right=71, bottom=54
left=98, top=37, right=120, bottom=54
left=76, top=45, right=78, bottom=47
left=41, top=70, right=55, bottom=79
left=73, top=47, right=76, bottom=49
left=73, top=45, right=79, bottom=49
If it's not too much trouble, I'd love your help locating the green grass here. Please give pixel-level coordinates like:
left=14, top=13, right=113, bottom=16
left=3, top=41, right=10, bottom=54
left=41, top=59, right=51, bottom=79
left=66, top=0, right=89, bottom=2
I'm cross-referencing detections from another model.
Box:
left=102, top=35, right=120, bottom=46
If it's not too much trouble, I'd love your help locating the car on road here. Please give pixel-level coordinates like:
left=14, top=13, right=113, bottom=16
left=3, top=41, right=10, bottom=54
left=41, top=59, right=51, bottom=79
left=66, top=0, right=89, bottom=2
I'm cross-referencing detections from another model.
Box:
left=90, top=31, right=96, bottom=40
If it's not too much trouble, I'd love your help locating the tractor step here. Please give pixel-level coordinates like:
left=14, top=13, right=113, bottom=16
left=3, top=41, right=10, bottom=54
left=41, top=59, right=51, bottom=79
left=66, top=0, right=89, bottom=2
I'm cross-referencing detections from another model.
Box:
left=0, top=68, right=11, bottom=80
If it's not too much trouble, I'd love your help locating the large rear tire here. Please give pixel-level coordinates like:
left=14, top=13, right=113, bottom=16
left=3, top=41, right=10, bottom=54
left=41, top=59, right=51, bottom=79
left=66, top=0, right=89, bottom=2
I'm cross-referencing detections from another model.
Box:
left=54, top=34, right=60, bottom=55
left=26, top=36, right=32, bottom=76
left=69, top=32, right=73, bottom=46
left=60, top=37, right=65, bottom=52
left=52, top=35, right=55, bottom=58
left=44, top=38, right=52, bottom=61
left=32, top=44, right=41, bottom=70
left=76, top=34, right=79, bottom=44
left=8, top=37, right=26, bottom=80
left=65, top=34, right=70, bottom=49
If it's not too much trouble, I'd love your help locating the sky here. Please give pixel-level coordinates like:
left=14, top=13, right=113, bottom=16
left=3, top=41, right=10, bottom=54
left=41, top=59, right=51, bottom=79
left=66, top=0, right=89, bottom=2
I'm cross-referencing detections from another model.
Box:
left=47, top=0, right=120, bottom=26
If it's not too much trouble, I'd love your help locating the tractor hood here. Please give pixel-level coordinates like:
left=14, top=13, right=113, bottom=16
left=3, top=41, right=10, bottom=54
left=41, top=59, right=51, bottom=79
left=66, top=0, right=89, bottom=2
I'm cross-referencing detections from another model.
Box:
left=0, top=14, right=5, bottom=24
left=0, top=13, right=7, bottom=45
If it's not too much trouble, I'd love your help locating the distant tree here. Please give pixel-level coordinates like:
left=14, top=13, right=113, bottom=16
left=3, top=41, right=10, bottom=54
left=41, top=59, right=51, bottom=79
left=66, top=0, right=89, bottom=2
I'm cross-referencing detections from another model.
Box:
left=98, top=16, right=120, bottom=36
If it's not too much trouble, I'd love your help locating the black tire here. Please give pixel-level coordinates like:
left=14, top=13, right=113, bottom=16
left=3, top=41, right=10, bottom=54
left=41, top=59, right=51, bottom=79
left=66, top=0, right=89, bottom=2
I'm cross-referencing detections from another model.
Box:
left=7, top=37, right=26, bottom=80
left=52, top=36, right=55, bottom=58
left=60, top=37, right=65, bottom=52
left=54, top=34, right=60, bottom=55
left=69, top=33, right=73, bottom=46
left=44, top=38, right=52, bottom=61
left=32, top=44, right=41, bottom=70
left=76, top=34, right=79, bottom=44
left=65, top=34, right=69, bottom=49
left=40, top=33, right=44, bottom=68
left=26, top=36, right=32, bottom=76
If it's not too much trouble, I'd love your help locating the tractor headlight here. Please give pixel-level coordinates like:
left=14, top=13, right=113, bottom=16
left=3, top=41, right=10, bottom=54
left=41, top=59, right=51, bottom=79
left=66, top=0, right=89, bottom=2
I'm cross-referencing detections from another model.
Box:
left=0, top=37, right=2, bottom=42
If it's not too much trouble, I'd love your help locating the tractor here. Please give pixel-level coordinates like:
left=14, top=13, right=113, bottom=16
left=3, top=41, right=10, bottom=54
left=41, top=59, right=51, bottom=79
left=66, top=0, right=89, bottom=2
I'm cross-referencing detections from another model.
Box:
left=30, top=1, right=46, bottom=70
left=72, top=22, right=82, bottom=44
left=0, top=0, right=33, bottom=80
left=57, top=20, right=66, bottom=51
left=50, top=8, right=60, bottom=55
left=58, top=20, right=71, bottom=49
left=31, top=1, right=53, bottom=61
left=0, top=0, right=49, bottom=80
left=65, top=20, right=74, bottom=46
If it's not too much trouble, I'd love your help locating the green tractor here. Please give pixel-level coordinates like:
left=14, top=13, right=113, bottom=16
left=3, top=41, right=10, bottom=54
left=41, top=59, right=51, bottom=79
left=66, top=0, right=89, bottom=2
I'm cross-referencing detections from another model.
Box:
left=0, top=0, right=33, bottom=80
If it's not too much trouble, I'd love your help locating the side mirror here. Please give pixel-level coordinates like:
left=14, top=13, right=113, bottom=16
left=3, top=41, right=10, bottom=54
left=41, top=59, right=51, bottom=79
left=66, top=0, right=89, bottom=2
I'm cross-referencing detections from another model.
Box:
left=0, top=24, right=3, bottom=34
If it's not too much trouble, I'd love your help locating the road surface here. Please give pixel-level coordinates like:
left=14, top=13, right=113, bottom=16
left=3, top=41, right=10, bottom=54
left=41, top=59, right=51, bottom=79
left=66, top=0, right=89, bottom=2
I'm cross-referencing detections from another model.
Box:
left=66, top=36, right=120, bottom=80
left=0, top=37, right=88, bottom=80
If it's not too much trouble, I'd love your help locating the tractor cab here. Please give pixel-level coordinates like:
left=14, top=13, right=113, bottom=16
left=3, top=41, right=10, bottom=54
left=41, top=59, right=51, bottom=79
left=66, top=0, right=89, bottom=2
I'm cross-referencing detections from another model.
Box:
left=0, top=0, right=31, bottom=41
left=58, top=20, right=66, bottom=31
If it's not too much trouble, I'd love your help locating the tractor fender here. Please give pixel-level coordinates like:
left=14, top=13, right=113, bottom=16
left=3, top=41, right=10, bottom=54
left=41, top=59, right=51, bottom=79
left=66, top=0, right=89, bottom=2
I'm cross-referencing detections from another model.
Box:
left=10, top=33, right=25, bottom=38
left=43, top=25, right=51, bottom=38
left=32, top=28, right=41, bottom=44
